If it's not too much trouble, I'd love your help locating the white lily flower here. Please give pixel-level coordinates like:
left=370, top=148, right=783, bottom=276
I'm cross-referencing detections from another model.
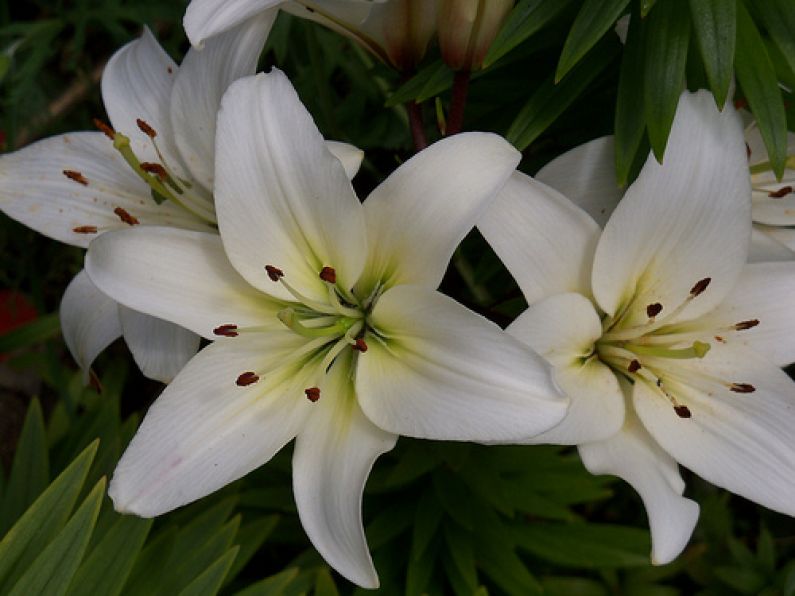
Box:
left=0, top=22, right=362, bottom=383
left=84, top=69, right=566, bottom=588
left=479, top=90, right=795, bottom=565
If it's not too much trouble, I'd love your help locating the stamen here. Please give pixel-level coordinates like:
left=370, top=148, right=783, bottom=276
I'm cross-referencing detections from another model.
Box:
left=114, top=207, right=139, bottom=226
left=690, top=278, right=711, bottom=297
left=353, top=338, right=368, bottom=352
left=73, top=226, right=98, bottom=234
left=735, top=319, right=759, bottom=330
left=136, top=118, right=157, bottom=138
left=63, top=170, right=88, bottom=185
left=305, top=387, right=321, bottom=402
left=326, top=284, right=363, bottom=318
left=265, top=265, right=284, bottom=282
left=93, top=118, right=115, bottom=140
left=674, top=405, right=692, bottom=418
left=628, top=359, right=641, bottom=373
left=278, top=308, right=350, bottom=337
left=730, top=383, right=756, bottom=393
left=236, top=371, right=259, bottom=386
left=319, top=267, right=337, bottom=284
left=140, top=162, right=168, bottom=181
left=213, top=324, right=239, bottom=337
left=629, top=340, right=710, bottom=360
left=768, top=186, right=793, bottom=198
left=646, top=303, right=662, bottom=318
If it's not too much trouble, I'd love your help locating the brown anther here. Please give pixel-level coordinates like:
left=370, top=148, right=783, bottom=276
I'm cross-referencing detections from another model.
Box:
left=140, top=162, right=168, bottom=180
left=265, top=265, right=284, bottom=282
left=646, top=303, right=663, bottom=318
left=136, top=118, right=157, bottom=138
left=236, top=371, right=259, bottom=386
left=353, top=338, right=368, bottom=352
left=628, top=359, right=641, bottom=373
left=305, top=387, right=321, bottom=402
left=319, top=266, right=337, bottom=284
left=93, top=118, right=115, bottom=140
left=735, top=319, right=760, bottom=331
left=730, top=383, right=756, bottom=393
left=63, top=170, right=88, bottom=185
left=73, top=225, right=98, bottom=234
left=714, top=335, right=726, bottom=343
left=213, top=324, right=239, bottom=337
left=114, top=207, right=139, bottom=226
left=745, top=143, right=752, bottom=160
left=768, top=186, right=793, bottom=198
left=674, top=405, right=692, bottom=418
left=690, top=277, right=711, bottom=297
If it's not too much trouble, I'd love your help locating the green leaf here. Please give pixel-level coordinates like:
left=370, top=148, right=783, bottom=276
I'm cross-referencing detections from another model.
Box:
left=365, top=501, right=413, bottom=550
left=555, top=0, right=630, bottom=82
left=736, top=1, right=788, bottom=178
left=641, top=0, right=659, bottom=17
left=755, top=0, right=795, bottom=81
left=507, top=38, right=619, bottom=150
left=124, top=526, right=178, bottom=596
left=66, top=515, right=153, bottom=596
left=411, top=490, right=444, bottom=560
left=757, top=527, right=776, bottom=574
left=313, top=568, right=339, bottom=596
left=7, top=478, right=105, bottom=596
left=643, top=0, right=691, bottom=161
left=0, top=54, right=10, bottom=83
left=444, top=523, right=478, bottom=591
left=0, top=398, right=49, bottom=535
left=484, top=0, right=576, bottom=68
left=176, top=547, right=239, bottom=596
left=385, top=61, right=451, bottom=107
left=0, top=313, right=60, bottom=353
left=233, top=568, right=300, bottom=596
left=0, top=441, right=97, bottom=592
left=224, top=515, right=279, bottom=584
left=688, top=0, right=736, bottom=108
left=542, top=576, right=610, bottom=596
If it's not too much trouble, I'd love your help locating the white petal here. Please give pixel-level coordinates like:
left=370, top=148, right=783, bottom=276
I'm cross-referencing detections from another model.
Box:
left=752, top=192, right=795, bottom=226
left=748, top=226, right=795, bottom=263
left=633, top=343, right=795, bottom=518
left=478, top=172, right=600, bottom=304
left=0, top=132, right=209, bottom=248
left=507, top=293, right=624, bottom=444
left=293, top=354, right=396, bottom=589
left=109, top=334, right=314, bottom=517
left=183, top=0, right=282, bottom=48
left=171, top=11, right=276, bottom=192
left=757, top=225, right=795, bottom=254
left=356, top=285, right=567, bottom=442
left=325, top=141, right=365, bottom=180
left=215, top=71, right=367, bottom=302
left=60, top=270, right=122, bottom=383
left=535, top=136, right=623, bottom=227
left=85, top=226, right=280, bottom=339
left=119, top=307, right=201, bottom=383
left=592, top=91, right=750, bottom=326
left=358, top=133, right=520, bottom=295
left=579, top=403, right=700, bottom=565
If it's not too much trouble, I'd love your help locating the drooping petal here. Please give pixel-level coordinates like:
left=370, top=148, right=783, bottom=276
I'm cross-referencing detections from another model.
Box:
left=171, top=11, right=276, bottom=192
left=85, top=226, right=281, bottom=340
left=293, top=353, right=396, bottom=589
left=60, top=270, right=122, bottom=383
left=633, top=343, right=795, bottom=518
left=325, top=141, right=365, bottom=180
left=358, top=133, right=519, bottom=295
left=592, top=91, right=750, bottom=326
left=0, top=132, right=210, bottom=248
left=183, top=0, right=283, bottom=48
left=109, top=333, right=315, bottom=517
left=748, top=227, right=795, bottom=263
left=535, top=136, right=623, bottom=227
left=119, top=307, right=201, bottom=383
left=579, top=399, right=700, bottom=565
left=507, top=293, right=624, bottom=444
left=357, top=284, right=567, bottom=441
left=215, top=71, right=367, bottom=302
left=479, top=172, right=600, bottom=304
left=751, top=193, right=795, bottom=226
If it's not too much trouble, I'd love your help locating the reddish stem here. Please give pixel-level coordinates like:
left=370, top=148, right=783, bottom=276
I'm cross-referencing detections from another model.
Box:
left=407, top=101, right=428, bottom=151
left=446, top=70, right=471, bottom=136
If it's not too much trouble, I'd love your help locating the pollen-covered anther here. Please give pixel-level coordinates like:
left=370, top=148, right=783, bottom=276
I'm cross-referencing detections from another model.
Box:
left=353, top=338, right=368, bottom=352
left=735, top=319, right=760, bottom=330
left=140, top=162, right=167, bottom=181
left=768, top=186, right=793, bottom=198
left=646, top=303, right=663, bottom=318
left=674, top=405, right=692, bottom=418
left=690, top=277, right=712, bottom=297
left=136, top=118, right=157, bottom=138
left=73, top=225, right=98, bottom=234
left=730, top=383, right=756, bottom=393
left=319, top=266, right=337, bottom=284
left=236, top=371, right=259, bottom=386
left=213, top=324, right=239, bottom=337
left=114, top=207, right=139, bottom=226
left=63, top=170, right=88, bottom=185
left=305, top=387, right=321, bottom=402
left=628, top=359, right=641, bottom=373
left=93, top=118, right=115, bottom=140
left=265, top=265, right=284, bottom=282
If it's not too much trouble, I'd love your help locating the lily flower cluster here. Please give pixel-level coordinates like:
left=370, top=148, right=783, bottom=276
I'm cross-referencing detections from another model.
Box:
left=2, top=2, right=795, bottom=590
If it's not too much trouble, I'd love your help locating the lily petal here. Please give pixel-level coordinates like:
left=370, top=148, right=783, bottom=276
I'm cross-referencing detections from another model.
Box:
left=633, top=343, right=795, bottom=518
left=293, top=353, right=396, bottom=589
left=86, top=226, right=281, bottom=339
left=119, top=307, right=201, bottom=383
left=479, top=172, right=600, bottom=304
left=358, top=133, right=519, bottom=295
left=535, top=136, right=623, bottom=227
left=109, top=334, right=314, bottom=517
left=357, top=284, right=566, bottom=441
left=507, top=293, right=624, bottom=444
left=215, top=71, right=367, bottom=302
left=183, top=0, right=282, bottom=48
left=752, top=194, right=795, bottom=226
left=592, top=91, right=750, bottom=326
left=60, top=270, right=122, bottom=384
left=749, top=227, right=795, bottom=263
left=326, top=141, right=365, bottom=180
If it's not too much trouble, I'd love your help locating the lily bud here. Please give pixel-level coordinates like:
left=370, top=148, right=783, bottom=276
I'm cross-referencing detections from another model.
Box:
left=438, top=0, right=513, bottom=71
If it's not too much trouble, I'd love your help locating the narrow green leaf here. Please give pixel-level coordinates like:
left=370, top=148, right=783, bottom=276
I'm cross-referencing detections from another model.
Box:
left=542, top=576, right=610, bottom=596
left=313, top=568, right=339, bottom=596
left=757, top=527, right=776, bottom=574
left=0, top=54, right=10, bottom=83
left=555, top=0, right=630, bottom=82
left=412, top=490, right=444, bottom=560
left=8, top=478, right=105, bottom=596
left=0, top=313, right=60, bottom=353
left=0, top=398, right=49, bottom=535
left=688, top=0, right=736, bottom=108
left=484, top=0, right=576, bottom=68
left=124, top=526, right=178, bottom=596
left=66, top=515, right=153, bottom=596
left=444, top=523, right=478, bottom=590
left=615, top=5, right=647, bottom=186
left=0, top=441, right=97, bottom=592
left=406, top=537, right=437, bottom=596
left=176, top=547, right=239, bottom=596
left=233, top=568, right=300, bottom=596
left=643, top=0, right=691, bottom=161
left=736, top=1, right=787, bottom=178
left=385, top=61, right=450, bottom=107
left=171, top=496, right=238, bottom=555
left=641, top=0, right=659, bottom=17
left=365, top=501, right=413, bottom=550
left=755, top=0, right=795, bottom=80
left=224, top=516, right=279, bottom=584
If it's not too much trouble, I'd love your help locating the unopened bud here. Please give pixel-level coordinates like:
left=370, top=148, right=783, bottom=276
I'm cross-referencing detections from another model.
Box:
left=438, top=0, right=514, bottom=71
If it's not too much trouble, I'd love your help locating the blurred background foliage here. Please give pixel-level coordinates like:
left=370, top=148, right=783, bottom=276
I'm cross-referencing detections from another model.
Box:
left=1, top=0, right=795, bottom=593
